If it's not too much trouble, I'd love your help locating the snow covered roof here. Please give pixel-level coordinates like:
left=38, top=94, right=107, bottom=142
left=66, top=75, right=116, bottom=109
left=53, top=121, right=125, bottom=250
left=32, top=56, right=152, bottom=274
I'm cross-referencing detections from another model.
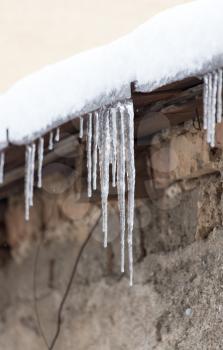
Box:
left=0, top=0, right=223, bottom=147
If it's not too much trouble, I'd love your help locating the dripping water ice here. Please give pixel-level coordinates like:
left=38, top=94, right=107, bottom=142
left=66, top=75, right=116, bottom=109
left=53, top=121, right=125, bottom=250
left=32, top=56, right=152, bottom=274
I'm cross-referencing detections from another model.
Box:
left=48, top=131, right=54, bottom=150
left=0, top=152, right=5, bottom=184
left=98, top=109, right=110, bottom=248
left=29, top=143, right=36, bottom=207
left=217, top=69, right=223, bottom=124
left=117, top=105, right=126, bottom=272
left=37, top=137, right=44, bottom=189
left=25, top=145, right=32, bottom=221
left=55, top=127, right=60, bottom=142
left=79, top=117, right=83, bottom=139
left=125, top=102, right=135, bottom=286
left=87, top=113, right=92, bottom=198
left=110, top=108, right=117, bottom=188
left=21, top=99, right=136, bottom=284
left=92, top=112, right=99, bottom=190
left=203, top=69, right=223, bottom=147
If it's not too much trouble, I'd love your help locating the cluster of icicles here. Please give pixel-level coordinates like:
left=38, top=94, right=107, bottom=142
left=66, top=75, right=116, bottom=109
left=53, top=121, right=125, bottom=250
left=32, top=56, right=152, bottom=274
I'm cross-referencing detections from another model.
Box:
left=84, top=101, right=135, bottom=285
left=0, top=70, right=222, bottom=285
left=24, top=100, right=135, bottom=285
left=203, top=69, right=223, bottom=146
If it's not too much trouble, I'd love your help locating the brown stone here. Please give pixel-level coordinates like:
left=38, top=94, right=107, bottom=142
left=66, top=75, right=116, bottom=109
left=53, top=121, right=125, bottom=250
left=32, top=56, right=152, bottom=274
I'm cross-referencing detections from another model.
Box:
left=150, top=127, right=218, bottom=189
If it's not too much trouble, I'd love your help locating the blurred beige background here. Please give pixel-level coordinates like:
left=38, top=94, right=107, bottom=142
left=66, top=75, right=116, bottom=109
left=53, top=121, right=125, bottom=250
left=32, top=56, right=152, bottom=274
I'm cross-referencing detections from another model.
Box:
left=0, top=0, right=191, bottom=92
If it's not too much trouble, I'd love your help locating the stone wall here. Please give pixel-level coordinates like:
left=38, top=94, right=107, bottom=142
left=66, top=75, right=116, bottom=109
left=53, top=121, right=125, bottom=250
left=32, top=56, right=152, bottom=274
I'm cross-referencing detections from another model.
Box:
left=1, top=123, right=223, bottom=349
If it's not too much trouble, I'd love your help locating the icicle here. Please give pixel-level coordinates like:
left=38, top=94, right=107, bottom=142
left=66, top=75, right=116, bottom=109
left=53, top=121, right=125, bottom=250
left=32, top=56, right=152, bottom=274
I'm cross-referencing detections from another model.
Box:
left=125, top=102, right=135, bottom=287
left=207, top=73, right=213, bottom=144
left=117, top=105, right=126, bottom=272
left=37, top=137, right=44, bottom=188
left=210, top=72, right=218, bottom=147
left=98, top=109, right=110, bottom=248
left=29, top=143, right=36, bottom=207
left=110, top=108, right=117, bottom=187
left=204, top=69, right=223, bottom=146
left=102, top=110, right=110, bottom=248
left=25, top=145, right=32, bottom=221
left=92, top=112, right=99, bottom=190
left=0, top=152, right=5, bottom=185
left=48, top=131, right=54, bottom=150
left=79, top=117, right=83, bottom=138
left=55, top=127, right=60, bottom=142
left=217, top=69, right=223, bottom=123
left=203, top=75, right=209, bottom=130
left=87, top=113, right=92, bottom=197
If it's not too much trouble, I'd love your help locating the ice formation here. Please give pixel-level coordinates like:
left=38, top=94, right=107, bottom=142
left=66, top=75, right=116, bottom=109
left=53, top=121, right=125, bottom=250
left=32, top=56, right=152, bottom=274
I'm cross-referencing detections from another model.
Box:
left=110, top=108, right=117, bottom=188
left=83, top=100, right=135, bottom=281
left=79, top=117, right=84, bottom=139
left=0, top=152, right=5, bottom=185
left=87, top=113, right=92, bottom=198
left=117, top=105, right=126, bottom=272
left=125, top=103, right=135, bottom=286
left=37, top=137, right=44, bottom=189
left=203, top=69, right=223, bottom=147
left=0, top=67, right=222, bottom=284
left=30, top=143, right=36, bottom=207
left=92, top=112, right=99, bottom=190
left=48, top=131, right=54, bottom=150
left=25, top=145, right=32, bottom=220
left=55, top=127, right=60, bottom=142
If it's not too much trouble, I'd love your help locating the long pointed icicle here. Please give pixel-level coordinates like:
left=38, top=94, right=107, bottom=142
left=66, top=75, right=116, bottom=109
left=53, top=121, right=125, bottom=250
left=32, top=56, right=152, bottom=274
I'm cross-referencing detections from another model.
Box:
left=29, top=143, right=36, bottom=207
left=55, top=127, right=60, bottom=142
left=217, top=69, right=223, bottom=123
left=79, top=117, right=84, bottom=138
left=101, top=110, right=110, bottom=248
left=37, top=137, right=44, bottom=189
left=203, top=75, right=209, bottom=130
left=125, top=102, right=135, bottom=286
left=48, top=131, right=54, bottom=150
left=117, top=105, right=126, bottom=272
left=25, top=145, right=32, bottom=221
left=210, top=72, right=218, bottom=148
left=87, top=113, right=92, bottom=198
left=0, top=152, right=5, bottom=184
left=111, top=108, right=117, bottom=187
left=203, top=70, right=223, bottom=147
left=93, top=112, right=99, bottom=190
left=207, top=73, right=213, bottom=144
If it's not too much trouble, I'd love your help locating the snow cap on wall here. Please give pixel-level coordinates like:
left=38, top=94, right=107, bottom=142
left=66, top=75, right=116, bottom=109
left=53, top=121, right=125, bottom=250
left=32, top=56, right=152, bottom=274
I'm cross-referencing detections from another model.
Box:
left=0, top=0, right=222, bottom=146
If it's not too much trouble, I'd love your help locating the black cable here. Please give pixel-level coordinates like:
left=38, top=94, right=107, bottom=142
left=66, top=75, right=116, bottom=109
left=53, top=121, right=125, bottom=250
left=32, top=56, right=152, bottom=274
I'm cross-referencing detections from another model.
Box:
left=33, top=214, right=101, bottom=350
left=33, top=242, right=50, bottom=349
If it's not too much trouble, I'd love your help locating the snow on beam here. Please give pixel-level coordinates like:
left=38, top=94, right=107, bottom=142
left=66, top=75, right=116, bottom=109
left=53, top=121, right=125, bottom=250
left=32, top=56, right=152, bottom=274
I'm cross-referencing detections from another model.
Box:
left=0, top=0, right=222, bottom=145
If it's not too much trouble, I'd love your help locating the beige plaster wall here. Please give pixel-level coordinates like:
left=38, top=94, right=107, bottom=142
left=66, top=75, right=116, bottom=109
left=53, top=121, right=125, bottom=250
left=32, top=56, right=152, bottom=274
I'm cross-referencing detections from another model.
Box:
left=0, top=0, right=192, bottom=92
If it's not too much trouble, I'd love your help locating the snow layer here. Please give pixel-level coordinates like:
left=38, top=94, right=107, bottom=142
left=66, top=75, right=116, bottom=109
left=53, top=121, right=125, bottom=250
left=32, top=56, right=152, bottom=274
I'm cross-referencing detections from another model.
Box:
left=0, top=0, right=223, bottom=146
